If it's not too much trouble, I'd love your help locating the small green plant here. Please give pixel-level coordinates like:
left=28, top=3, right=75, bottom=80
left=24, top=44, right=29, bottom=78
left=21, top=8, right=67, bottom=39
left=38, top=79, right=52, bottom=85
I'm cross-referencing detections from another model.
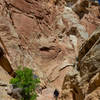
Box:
left=10, top=67, right=40, bottom=100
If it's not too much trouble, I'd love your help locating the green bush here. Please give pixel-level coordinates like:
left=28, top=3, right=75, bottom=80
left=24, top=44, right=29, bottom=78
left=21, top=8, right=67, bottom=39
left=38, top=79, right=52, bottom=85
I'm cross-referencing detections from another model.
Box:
left=10, top=67, right=40, bottom=100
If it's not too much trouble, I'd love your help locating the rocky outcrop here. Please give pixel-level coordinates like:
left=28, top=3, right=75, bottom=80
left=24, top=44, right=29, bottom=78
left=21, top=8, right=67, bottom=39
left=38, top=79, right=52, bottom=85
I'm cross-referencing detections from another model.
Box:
left=61, top=26, right=100, bottom=100
left=0, top=46, right=16, bottom=77
left=0, top=0, right=100, bottom=100
left=72, top=0, right=89, bottom=19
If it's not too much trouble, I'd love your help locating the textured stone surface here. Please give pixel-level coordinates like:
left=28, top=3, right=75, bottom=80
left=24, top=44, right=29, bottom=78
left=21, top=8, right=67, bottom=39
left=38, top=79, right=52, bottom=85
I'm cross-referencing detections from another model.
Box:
left=0, top=0, right=100, bottom=100
left=61, top=26, right=100, bottom=100
left=81, top=6, right=100, bottom=35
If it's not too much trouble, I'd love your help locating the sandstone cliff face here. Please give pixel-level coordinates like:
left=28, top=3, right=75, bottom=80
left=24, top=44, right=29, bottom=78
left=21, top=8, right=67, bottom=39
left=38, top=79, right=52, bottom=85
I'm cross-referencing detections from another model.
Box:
left=0, top=0, right=100, bottom=100
left=61, top=26, right=100, bottom=100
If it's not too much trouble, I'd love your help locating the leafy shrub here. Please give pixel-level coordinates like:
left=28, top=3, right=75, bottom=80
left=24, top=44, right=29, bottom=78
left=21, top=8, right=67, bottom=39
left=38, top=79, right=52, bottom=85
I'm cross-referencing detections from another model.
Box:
left=10, top=67, right=40, bottom=100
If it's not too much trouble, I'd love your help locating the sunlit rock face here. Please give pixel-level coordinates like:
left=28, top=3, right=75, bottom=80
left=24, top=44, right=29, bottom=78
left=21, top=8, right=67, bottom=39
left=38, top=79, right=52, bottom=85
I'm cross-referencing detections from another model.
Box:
left=61, top=27, right=100, bottom=100
left=0, top=0, right=100, bottom=100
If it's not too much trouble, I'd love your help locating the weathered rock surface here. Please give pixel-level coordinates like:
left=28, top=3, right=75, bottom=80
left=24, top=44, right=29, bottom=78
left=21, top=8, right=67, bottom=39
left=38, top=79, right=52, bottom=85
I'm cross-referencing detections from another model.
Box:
left=0, top=0, right=100, bottom=100
left=61, top=26, right=100, bottom=100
